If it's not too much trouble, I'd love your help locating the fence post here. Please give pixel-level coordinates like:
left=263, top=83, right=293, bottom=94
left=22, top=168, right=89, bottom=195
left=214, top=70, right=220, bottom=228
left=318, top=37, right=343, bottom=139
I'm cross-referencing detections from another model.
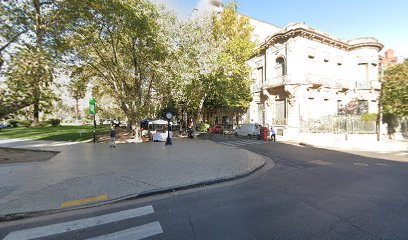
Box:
left=345, top=116, right=348, bottom=141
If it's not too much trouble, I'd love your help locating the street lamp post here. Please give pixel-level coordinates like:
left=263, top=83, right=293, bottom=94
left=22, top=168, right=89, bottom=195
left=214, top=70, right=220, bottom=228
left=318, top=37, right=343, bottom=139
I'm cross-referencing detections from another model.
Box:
left=165, top=112, right=173, bottom=146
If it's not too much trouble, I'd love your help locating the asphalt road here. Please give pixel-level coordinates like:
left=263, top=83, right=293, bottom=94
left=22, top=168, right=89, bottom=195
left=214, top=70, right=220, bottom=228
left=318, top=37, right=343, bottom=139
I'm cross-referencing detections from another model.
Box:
left=1, top=142, right=407, bottom=240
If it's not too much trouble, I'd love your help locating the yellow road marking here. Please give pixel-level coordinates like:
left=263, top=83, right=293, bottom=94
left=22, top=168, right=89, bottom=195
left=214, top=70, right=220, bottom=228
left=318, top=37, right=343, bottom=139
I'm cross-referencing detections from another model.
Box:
left=61, top=195, right=108, bottom=208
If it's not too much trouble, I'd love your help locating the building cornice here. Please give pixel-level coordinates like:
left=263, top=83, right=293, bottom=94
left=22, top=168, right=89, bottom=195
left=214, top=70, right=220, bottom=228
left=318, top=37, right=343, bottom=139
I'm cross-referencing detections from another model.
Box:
left=258, top=24, right=383, bottom=53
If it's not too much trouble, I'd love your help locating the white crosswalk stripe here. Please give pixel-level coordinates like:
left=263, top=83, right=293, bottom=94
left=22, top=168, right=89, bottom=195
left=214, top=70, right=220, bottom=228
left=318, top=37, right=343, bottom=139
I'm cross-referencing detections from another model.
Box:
left=86, top=221, right=163, bottom=240
left=218, top=139, right=267, bottom=147
left=3, top=205, right=163, bottom=240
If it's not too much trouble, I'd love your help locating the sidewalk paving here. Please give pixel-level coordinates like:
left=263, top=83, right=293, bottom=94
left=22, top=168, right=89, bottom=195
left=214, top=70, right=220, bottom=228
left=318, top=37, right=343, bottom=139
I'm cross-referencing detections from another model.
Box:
left=278, top=133, right=408, bottom=152
left=0, top=139, right=266, bottom=220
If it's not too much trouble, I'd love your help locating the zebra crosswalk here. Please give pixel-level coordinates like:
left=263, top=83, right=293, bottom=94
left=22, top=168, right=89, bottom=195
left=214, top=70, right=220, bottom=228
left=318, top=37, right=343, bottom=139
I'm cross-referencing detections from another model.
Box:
left=218, top=139, right=268, bottom=147
left=3, top=205, right=162, bottom=240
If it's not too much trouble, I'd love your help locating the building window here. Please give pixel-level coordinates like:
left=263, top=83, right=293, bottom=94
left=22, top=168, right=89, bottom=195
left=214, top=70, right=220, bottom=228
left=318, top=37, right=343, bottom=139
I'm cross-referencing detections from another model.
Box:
left=324, top=52, right=330, bottom=62
left=357, top=100, right=368, bottom=115
left=257, top=103, right=265, bottom=125
left=273, top=99, right=287, bottom=125
left=276, top=57, right=286, bottom=77
left=257, top=67, right=263, bottom=83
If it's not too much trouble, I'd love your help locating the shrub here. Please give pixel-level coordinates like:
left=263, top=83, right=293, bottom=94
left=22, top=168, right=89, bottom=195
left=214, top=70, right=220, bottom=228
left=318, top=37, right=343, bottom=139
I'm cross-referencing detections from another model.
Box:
left=8, top=120, right=18, bottom=127
left=47, top=118, right=61, bottom=127
left=8, top=120, right=32, bottom=127
left=360, top=113, right=377, bottom=122
left=17, top=120, right=32, bottom=127
left=39, top=121, right=50, bottom=127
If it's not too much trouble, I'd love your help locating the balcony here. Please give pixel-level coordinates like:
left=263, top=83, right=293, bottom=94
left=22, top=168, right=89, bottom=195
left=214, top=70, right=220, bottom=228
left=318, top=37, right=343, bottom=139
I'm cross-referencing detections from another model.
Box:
left=371, top=81, right=381, bottom=90
left=306, top=74, right=328, bottom=88
left=252, top=83, right=262, bottom=92
left=331, top=79, right=353, bottom=90
left=263, top=75, right=291, bottom=88
left=355, top=80, right=381, bottom=90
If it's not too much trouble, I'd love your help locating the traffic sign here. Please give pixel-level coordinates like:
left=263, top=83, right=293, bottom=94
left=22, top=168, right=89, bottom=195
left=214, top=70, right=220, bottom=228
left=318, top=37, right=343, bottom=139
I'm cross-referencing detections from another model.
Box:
left=89, top=99, right=96, bottom=116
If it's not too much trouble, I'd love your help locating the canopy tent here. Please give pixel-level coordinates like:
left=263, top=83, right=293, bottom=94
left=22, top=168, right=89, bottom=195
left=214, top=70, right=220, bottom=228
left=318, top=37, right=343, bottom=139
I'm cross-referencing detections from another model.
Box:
left=151, top=119, right=172, bottom=125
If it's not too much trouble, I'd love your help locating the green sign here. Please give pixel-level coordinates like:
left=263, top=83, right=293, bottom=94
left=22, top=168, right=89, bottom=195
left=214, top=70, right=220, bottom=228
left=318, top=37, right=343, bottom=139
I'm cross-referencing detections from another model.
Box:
left=89, top=99, right=96, bottom=116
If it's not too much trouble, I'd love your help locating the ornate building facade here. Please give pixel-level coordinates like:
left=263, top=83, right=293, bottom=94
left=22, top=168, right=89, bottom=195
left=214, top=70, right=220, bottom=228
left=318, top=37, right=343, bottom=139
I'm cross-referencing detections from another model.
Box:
left=196, top=1, right=383, bottom=136
left=245, top=23, right=383, bottom=136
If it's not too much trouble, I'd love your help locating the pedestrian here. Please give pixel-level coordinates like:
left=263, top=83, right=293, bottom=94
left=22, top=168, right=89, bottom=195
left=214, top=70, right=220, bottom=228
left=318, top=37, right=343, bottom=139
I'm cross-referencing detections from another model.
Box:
left=270, top=125, right=276, bottom=142
left=110, top=126, right=116, bottom=147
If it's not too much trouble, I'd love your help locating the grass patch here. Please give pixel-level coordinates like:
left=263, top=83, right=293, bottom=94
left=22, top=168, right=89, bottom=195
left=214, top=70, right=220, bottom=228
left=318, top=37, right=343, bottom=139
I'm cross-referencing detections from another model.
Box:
left=0, top=125, right=111, bottom=142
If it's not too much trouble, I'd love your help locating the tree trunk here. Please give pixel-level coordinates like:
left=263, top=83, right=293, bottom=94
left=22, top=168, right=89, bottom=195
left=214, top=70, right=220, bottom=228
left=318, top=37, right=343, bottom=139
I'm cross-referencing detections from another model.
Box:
left=32, top=0, right=43, bottom=127
left=192, top=96, right=206, bottom=138
left=32, top=101, right=39, bottom=126
left=75, top=98, right=79, bottom=122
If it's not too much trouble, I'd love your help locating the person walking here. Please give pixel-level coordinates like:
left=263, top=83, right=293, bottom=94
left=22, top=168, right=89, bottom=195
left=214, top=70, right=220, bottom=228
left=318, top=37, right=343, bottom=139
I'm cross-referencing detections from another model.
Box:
left=110, top=126, right=116, bottom=147
left=270, top=125, right=276, bottom=142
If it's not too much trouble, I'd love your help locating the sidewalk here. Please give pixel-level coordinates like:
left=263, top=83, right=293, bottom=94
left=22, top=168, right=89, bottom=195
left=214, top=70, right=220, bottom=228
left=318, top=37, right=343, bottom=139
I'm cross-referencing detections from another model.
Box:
left=279, top=133, right=408, bottom=152
left=0, top=139, right=266, bottom=220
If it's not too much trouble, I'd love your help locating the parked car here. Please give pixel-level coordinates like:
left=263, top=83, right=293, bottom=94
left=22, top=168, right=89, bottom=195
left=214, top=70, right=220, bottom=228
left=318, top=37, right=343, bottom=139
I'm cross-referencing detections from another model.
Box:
left=234, top=123, right=262, bottom=137
left=209, top=125, right=223, bottom=134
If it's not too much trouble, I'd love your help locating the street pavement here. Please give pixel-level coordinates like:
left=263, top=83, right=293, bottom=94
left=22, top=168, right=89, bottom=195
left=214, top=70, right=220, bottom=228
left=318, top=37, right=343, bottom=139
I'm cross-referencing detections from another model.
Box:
left=283, top=133, right=408, bottom=153
left=207, top=134, right=408, bottom=161
left=0, top=138, right=265, bottom=219
left=0, top=141, right=407, bottom=239
left=218, top=139, right=268, bottom=148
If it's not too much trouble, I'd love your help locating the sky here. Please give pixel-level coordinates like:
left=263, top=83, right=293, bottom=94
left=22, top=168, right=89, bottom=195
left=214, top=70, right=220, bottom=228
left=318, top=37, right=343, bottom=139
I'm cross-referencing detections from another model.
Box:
left=153, top=0, right=408, bottom=59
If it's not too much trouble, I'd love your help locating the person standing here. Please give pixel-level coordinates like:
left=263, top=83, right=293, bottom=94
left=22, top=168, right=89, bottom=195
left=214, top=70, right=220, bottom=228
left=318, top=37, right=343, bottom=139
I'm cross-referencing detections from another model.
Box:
left=110, top=126, right=116, bottom=147
left=270, top=125, right=276, bottom=142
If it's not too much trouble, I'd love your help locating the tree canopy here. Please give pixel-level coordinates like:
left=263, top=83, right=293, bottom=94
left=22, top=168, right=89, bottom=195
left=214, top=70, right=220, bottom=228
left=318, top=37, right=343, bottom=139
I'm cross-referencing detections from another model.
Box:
left=383, top=60, right=408, bottom=116
left=1, top=0, right=256, bottom=131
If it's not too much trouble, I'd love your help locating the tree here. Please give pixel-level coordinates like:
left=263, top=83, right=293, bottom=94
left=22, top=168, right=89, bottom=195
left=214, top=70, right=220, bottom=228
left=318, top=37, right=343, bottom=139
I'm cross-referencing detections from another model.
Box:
left=382, top=60, right=408, bottom=116
left=173, top=15, right=220, bottom=133
left=0, top=2, right=29, bottom=69
left=174, top=2, right=255, bottom=134
left=62, top=0, right=176, bottom=140
left=1, top=45, right=55, bottom=119
left=209, top=3, right=255, bottom=111
left=67, top=67, right=88, bottom=121
left=0, top=0, right=74, bottom=123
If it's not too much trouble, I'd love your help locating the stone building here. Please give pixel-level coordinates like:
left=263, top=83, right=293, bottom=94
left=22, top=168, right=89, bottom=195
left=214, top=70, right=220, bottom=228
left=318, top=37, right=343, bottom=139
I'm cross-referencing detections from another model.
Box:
left=245, top=23, right=383, bottom=137
left=195, top=1, right=383, bottom=136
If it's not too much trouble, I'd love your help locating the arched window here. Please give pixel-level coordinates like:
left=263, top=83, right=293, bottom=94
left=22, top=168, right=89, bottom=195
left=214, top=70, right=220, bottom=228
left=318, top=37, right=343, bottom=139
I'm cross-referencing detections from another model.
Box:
left=276, top=57, right=287, bottom=77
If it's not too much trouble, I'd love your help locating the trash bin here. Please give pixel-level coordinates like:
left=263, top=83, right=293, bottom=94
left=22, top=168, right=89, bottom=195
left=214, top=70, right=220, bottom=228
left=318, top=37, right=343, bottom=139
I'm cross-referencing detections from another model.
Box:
left=262, top=127, right=269, bottom=141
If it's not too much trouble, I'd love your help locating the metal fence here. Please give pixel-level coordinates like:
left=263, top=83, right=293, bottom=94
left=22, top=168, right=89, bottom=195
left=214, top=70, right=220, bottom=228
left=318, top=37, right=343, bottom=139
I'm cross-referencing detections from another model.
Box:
left=300, top=115, right=377, bottom=134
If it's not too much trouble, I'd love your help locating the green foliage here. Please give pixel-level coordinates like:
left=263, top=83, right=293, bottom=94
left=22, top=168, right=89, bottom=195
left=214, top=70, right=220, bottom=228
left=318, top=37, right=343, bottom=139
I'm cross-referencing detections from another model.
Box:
left=174, top=2, right=255, bottom=125
left=383, top=61, right=408, bottom=116
left=382, top=113, right=399, bottom=135
left=209, top=2, right=255, bottom=110
left=67, top=66, right=88, bottom=101
left=1, top=45, right=57, bottom=119
left=61, top=0, right=176, bottom=127
left=7, top=120, right=18, bottom=128
left=360, top=113, right=377, bottom=122
left=47, top=118, right=61, bottom=126
left=0, top=0, right=71, bottom=120
left=7, top=119, right=32, bottom=127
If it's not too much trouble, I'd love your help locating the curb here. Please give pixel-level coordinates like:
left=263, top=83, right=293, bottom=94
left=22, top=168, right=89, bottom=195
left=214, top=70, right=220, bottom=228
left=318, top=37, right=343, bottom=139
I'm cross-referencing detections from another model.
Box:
left=0, top=152, right=268, bottom=222
left=294, top=141, right=406, bottom=152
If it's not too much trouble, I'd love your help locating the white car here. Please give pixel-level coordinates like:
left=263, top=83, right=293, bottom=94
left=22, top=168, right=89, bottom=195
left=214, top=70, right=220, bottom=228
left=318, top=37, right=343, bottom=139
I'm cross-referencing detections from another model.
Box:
left=234, top=123, right=262, bottom=137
